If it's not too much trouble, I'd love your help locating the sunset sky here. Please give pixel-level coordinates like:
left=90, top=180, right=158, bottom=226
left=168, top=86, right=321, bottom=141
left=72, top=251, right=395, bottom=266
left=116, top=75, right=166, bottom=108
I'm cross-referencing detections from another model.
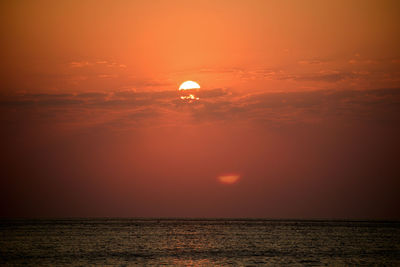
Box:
left=1, top=0, right=399, bottom=218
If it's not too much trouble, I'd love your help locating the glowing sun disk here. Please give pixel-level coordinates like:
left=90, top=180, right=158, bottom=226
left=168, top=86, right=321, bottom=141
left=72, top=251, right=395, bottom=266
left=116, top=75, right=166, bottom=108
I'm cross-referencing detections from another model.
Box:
left=179, top=81, right=200, bottom=90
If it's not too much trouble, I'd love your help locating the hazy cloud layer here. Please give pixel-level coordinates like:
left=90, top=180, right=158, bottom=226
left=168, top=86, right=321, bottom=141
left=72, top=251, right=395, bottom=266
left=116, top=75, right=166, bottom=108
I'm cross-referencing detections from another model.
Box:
left=1, top=88, right=399, bottom=133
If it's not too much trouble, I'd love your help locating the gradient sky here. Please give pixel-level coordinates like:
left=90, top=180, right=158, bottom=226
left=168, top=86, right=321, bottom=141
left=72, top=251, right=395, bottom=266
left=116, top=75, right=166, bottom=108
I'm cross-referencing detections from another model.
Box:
left=1, top=0, right=399, bottom=218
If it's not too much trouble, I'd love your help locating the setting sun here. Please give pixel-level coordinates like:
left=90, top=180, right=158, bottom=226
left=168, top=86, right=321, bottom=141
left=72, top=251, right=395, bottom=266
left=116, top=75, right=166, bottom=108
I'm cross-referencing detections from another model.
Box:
left=179, top=81, right=200, bottom=90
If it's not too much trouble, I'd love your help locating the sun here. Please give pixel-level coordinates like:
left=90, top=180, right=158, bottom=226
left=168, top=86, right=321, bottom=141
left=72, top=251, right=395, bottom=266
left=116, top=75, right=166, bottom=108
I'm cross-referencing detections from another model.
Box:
left=179, top=81, right=200, bottom=90
left=179, top=80, right=200, bottom=101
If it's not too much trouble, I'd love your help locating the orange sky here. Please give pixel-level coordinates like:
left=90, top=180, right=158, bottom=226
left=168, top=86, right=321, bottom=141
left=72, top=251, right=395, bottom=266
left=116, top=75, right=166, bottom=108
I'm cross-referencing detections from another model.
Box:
left=0, top=0, right=399, bottom=218
left=2, top=0, right=399, bottom=93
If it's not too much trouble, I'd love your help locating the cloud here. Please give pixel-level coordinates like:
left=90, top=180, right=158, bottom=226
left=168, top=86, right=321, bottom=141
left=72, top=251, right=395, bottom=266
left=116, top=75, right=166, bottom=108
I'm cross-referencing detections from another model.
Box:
left=98, top=74, right=118, bottom=78
left=186, top=67, right=363, bottom=84
left=69, top=61, right=93, bottom=68
left=1, top=88, right=399, bottom=132
left=76, top=92, right=109, bottom=99
left=69, top=60, right=127, bottom=69
left=281, top=71, right=365, bottom=83
left=197, top=88, right=230, bottom=98
left=298, top=59, right=327, bottom=65
left=184, top=88, right=400, bottom=125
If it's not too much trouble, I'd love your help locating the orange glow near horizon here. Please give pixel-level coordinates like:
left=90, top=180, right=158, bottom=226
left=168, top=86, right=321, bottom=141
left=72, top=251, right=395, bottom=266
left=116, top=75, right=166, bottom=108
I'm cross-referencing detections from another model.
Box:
left=218, top=174, right=240, bottom=185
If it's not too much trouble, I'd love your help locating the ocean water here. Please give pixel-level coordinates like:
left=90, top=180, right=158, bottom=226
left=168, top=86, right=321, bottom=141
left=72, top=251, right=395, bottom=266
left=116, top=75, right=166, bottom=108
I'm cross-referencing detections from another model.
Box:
left=1, top=219, right=399, bottom=266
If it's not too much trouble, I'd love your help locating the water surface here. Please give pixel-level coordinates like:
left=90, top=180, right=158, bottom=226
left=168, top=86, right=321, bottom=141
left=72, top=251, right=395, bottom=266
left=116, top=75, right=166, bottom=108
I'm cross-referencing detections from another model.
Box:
left=1, top=219, right=399, bottom=266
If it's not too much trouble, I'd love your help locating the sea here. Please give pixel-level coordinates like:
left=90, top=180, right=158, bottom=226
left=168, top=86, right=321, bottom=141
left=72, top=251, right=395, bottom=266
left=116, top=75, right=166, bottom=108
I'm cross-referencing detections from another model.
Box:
left=1, top=219, right=399, bottom=266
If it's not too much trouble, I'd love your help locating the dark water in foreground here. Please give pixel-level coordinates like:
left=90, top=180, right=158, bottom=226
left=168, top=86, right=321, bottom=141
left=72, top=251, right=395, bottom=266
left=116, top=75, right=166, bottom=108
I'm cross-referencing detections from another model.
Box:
left=1, top=219, right=399, bottom=266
